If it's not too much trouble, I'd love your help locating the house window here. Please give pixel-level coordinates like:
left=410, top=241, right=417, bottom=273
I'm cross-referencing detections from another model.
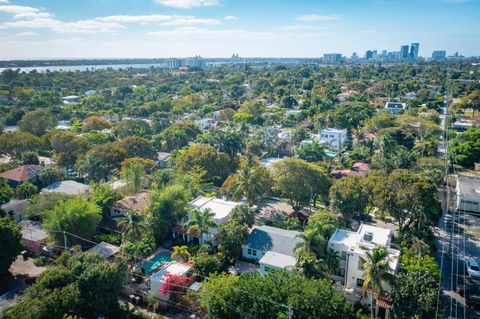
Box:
left=356, top=278, right=365, bottom=288
left=264, top=266, right=273, bottom=273
left=247, top=249, right=257, bottom=256
left=363, top=232, right=373, bottom=242
left=252, top=249, right=257, bottom=256
left=338, top=268, right=345, bottom=277
left=330, top=134, right=334, bottom=138
left=247, top=248, right=252, bottom=255
left=357, top=259, right=364, bottom=271
left=341, top=251, right=347, bottom=260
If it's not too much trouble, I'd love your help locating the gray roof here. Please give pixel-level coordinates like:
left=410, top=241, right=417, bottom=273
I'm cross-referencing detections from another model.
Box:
left=20, top=220, right=48, bottom=242
left=243, top=225, right=302, bottom=257
left=458, top=174, right=480, bottom=197
left=259, top=251, right=297, bottom=269
left=87, top=242, right=120, bottom=259
left=385, top=102, right=406, bottom=109
left=42, top=180, right=89, bottom=195
left=157, top=152, right=171, bottom=161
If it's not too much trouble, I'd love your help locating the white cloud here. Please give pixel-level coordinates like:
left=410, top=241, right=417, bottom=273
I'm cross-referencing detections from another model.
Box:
left=224, top=15, right=238, bottom=21
left=0, top=4, right=123, bottom=33
left=0, top=0, right=9, bottom=3
left=154, top=0, right=220, bottom=9
left=148, top=27, right=272, bottom=39
left=295, top=14, right=340, bottom=22
left=96, top=14, right=219, bottom=26
left=276, top=24, right=329, bottom=32
left=17, top=31, right=38, bottom=36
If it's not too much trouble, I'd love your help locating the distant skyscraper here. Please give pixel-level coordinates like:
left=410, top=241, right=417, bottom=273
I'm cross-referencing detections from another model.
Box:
left=431, top=50, right=446, bottom=61
left=400, top=45, right=409, bottom=60
left=410, top=43, right=420, bottom=60
left=365, top=50, right=373, bottom=60
left=323, top=53, right=342, bottom=63
left=351, top=52, right=359, bottom=61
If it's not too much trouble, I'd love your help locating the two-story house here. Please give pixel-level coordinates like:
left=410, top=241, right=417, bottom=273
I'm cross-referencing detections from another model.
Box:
left=328, top=224, right=400, bottom=318
left=384, top=102, right=407, bottom=115
left=315, top=128, right=348, bottom=150
left=173, top=196, right=241, bottom=244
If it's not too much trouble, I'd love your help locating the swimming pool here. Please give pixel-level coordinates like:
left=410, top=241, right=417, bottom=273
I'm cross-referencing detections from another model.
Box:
left=143, top=251, right=172, bottom=274
left=325, top=151, right=336, bottom=157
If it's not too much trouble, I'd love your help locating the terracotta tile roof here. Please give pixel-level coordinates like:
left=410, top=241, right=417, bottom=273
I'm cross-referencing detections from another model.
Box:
left=0, top=165, right=43, bottom=182
left=113, top=191, right=150, bottom=213
left=330, top=162, right=369, bottom=179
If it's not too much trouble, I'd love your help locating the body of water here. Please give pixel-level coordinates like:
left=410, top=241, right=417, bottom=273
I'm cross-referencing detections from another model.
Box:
left=0, top=63, right=166, bottom=73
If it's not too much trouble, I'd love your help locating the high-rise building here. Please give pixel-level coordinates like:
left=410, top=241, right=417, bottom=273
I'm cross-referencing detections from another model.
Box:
left=185, top=55, right=205, bottom=68
left=351, top=52, right=359, bottom=61
left=165, top=58, right=184, bottom=69
left=400, top=45, right=409, bottom=60
left=431, top=50, right=446, bottom=61
left=365, top=50, right=373, bottom=60
left=409, top=43, right=420, bottom=60
left=323, top=53, right=342, bottom=63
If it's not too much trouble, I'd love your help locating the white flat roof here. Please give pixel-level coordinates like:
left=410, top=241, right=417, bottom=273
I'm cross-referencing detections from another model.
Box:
left=320, top=128, right=347, bottom=134
left=329, top=224, right=393, bottom=248
left=189, top=196, right=241, bottom=222
left=150, top=261, right=191, bottom=281
left=259, top=251, right=296, bottom=269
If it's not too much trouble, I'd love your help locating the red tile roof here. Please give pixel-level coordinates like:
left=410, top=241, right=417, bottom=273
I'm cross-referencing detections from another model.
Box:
left=0, top=165, right=43, bottom=182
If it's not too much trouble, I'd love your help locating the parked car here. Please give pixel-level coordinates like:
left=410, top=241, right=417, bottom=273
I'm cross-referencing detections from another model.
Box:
left=467, top=259, right=480, bottom=278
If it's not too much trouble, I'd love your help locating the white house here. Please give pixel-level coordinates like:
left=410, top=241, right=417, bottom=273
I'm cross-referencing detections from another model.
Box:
left=315, top=128, right=348, bottom=150
left=150, top=261, right=192, bottom=300
left=242, top=226, right=302, bottom=275
left=328, top=224, right=400, bottom=317
left=456, top=174, right=480, bottom=214
left=174, top=196, right=241, bottom=244
left=384, top=102, right=407, bottom=115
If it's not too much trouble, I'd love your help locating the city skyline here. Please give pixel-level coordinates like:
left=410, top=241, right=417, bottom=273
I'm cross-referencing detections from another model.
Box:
left=0, top=0, right=479, bottom=59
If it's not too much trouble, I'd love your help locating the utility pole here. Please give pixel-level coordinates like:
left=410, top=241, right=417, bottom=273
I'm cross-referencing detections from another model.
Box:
left=63, top=231, right=68, bottom=252
left=205, top=278, right=210, bottom=318
left=288, top=305, right=293, bottom=319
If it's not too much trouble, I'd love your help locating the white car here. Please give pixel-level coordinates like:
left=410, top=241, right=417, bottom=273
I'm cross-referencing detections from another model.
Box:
left=466, top=259, right=480, bottom=278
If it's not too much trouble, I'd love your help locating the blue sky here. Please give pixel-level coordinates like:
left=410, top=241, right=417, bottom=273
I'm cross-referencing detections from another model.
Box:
left=0, top=0, right=478, bottom=59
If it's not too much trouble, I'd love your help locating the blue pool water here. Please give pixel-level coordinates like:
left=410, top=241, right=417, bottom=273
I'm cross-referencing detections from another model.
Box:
left=143, top=251, right=172, bottom=274
left=325, top=151, right=336, bottom=157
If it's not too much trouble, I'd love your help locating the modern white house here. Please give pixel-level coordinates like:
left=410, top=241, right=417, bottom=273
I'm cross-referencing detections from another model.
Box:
left=242, top=226, right=301, bottom=275
left=328, top=224, right=400, bottom=318
left=150, top=261, right=192, bottom=300
left=315, top=128, right=348, bottom=150
left=456, top=174, right=480, bottom=214
left=173, top=196, right=241, bottom=244
left=384, top=102, right=407, bottom=115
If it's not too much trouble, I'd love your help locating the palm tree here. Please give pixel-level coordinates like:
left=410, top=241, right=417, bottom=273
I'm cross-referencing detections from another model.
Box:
left=294, top=231, right=327, bottom=260
left=118, top=210, right=146, bottom=242
left=325, top=249, right=340, bottom=277
left=228, top=163, right=269, bottom=206
left=171, top=245, right=191, bottom=262
left=361, top=247, right=393, bottom=318
left=185, top=208, right=217, bottom=244
left=231, top=204, right=255, bottom=227
left=295, top=251, right=325, bottom=278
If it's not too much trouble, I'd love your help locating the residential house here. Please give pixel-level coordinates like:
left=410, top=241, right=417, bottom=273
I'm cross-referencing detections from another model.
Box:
left=260, top=157, right=282, bottom=170
left=456, top=174, right=480, bottom=214
left=1, top=199, right=28, bottom=222
left=384, top=102, right=407, bottom=115
left=150, top=261, right=192, bottom=300
left=315, top=128, right=348, bottom=150
left=87, top=241, right=121, bottom=261
left=328, top=224, right=400, bottom=318
left=242, top=226, right=302, bottom=275
left=41, top=180, right=89, bottom=195
left=0, top=164, right=43, bottom=187
left=20, top=220, right=49, bottom=254
left=330, top=162, right=369, bottom=179
left=156, top=152, right=171, bottom=168
left=110, top=191, right=151, bottom=217
left=173, top=196, right=241, bottom=244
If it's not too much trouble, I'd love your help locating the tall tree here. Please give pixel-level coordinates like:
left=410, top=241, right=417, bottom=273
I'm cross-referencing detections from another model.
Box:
left=185, top=208, right=217, bottom=244
left=361, top=247, right=392, bottom=318
left=0, top=216, right=22, bottom=276
left=118, top=210, right=147, bottom=242
left=19, top=109, right=56, bottom=136
left=227, top=162, right=270, bottom=205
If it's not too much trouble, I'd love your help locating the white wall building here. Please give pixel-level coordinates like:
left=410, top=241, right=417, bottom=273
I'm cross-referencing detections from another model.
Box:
left=315, top=128, right=348, bottom=150
left=174, top=196, right=241, bottom=244
left=242, top=226, right=301, bottom=275
left=328, top=224, right=400, bottom=290
left=150, top=261, right=192, bottom=300
left=456, top=174, right=480, bottom=214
